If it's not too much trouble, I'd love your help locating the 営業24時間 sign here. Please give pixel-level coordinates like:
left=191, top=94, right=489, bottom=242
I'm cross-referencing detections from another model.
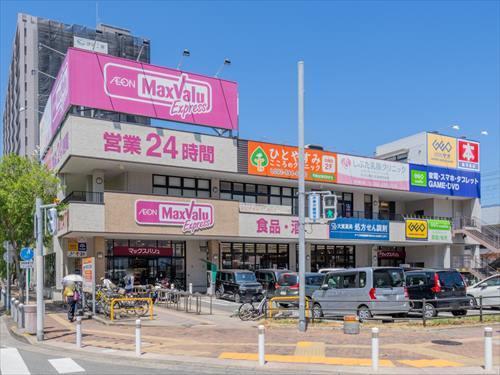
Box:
left=247, top=141, right=337, bottom=183
left=40, top=48, right=238, bottom=155
left=409, top=164, right=480, bottom=198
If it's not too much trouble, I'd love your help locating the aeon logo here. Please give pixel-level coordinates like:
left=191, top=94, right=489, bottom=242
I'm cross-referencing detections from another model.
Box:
left=104, top=63, right=212, bottom=120
left=135, top=199, right=214, bottom=234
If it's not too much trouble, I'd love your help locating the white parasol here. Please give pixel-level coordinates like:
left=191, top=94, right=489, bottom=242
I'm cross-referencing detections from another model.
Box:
left=62, top=274, right=83, bottom=284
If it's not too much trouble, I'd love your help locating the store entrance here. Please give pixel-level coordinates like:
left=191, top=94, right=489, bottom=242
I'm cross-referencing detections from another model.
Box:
left=377, top=247, right=406, bottom=267
left=106, top=240, right=186, bottom=290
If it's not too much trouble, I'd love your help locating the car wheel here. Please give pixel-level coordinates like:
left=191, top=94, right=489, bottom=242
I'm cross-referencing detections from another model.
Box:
left=451, top=310, right=467, bottom=316
left=357, top=305, right=372, bottom=322
left=423, top=303, right=437, bottom=318
left=467, top=296, right=477, bottom=308
left=312, top=303, right=323, bottom=319
left=234, top=293, right=241, bottom=304
left=215, top=287, right=223, bottom=299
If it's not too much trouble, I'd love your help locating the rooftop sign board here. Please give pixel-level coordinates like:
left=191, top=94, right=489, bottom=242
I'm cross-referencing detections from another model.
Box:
left=40, top=48, right=238, bottom=155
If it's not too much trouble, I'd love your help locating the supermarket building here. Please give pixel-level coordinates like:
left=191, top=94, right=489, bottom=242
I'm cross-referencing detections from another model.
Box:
left=40, top=48, right=489, bottom=292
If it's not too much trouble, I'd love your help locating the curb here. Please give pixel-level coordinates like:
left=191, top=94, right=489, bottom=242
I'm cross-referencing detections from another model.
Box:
left=4, top=317, right=36, bottom=345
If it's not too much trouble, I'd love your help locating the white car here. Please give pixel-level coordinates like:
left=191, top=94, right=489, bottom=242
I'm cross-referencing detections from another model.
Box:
left=318, top=268, right=343, bottom=274
left=467, top=274, right=500, bottom=308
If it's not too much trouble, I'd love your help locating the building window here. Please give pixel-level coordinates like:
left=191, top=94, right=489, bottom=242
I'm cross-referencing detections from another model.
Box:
left=152, top=174, right=211, bottom=198
left=220, top=242, right=289, bottom=270
left=364, top=194, right=373, bottom=219
left=338, top=193, right=353, bottom=218
left=220, top=181, right=297, bottom=213
left=310, top=245, right=355, bottom=271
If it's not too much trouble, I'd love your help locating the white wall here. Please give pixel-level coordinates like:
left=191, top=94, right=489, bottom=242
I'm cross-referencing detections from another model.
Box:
left=126, top=172, right=152, bottom=194
left=68, top=204, right=105, bottom=232
left=355, top=245, right=371, bottom=267
left=375, top=132, right=427, bottom=165
left=405, top=199, right=434, bottom=216
left=434, top=199, right=453, bottom=217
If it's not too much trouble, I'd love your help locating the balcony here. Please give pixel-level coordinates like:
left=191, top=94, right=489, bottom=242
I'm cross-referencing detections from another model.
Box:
left=62, top=191, right=104, bottom=204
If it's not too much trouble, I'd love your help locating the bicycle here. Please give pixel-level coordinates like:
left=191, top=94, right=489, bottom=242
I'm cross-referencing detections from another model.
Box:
left=238, top=294, right=267, bottom=321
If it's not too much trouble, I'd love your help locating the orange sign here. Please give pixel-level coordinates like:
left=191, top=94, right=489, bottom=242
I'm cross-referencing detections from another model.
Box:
left=248, top=141, right=337, bottom=183
left=81, top=257, right=95, bottom=293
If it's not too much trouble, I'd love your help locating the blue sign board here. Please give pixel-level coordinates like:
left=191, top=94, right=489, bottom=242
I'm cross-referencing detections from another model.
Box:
left=20, top=247, right=34, bottom=261
left=329, top=218, right=389, bottom=240
left=409, top=164, right=480, bottom=198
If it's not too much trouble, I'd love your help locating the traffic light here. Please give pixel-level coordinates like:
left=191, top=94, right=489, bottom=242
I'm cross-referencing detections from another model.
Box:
left=323, top=194, right=338, bottom=220
left=47, top=207, right=58, bottom=235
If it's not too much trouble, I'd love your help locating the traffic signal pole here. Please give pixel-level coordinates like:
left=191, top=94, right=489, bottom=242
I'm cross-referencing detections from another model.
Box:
left=297, top=61, right=306, bottom=332
left=35, top=197, right=44, bottom=341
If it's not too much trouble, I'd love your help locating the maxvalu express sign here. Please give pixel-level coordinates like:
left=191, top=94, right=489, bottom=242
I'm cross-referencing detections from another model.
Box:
left=40, top=48, right=238, bottom=155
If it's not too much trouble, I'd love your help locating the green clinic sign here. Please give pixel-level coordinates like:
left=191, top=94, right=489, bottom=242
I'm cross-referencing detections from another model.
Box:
left=411, top=169, right=427, bottom=187
left=428, top=219, right=451, bottom=242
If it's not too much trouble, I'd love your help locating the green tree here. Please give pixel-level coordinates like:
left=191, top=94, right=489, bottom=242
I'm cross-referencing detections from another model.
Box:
left=0, top=154, right=59, bottom=289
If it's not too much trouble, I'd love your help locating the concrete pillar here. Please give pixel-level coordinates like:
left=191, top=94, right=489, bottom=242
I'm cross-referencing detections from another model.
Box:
left=443, top=245, right=451, bottom=268
left=186, top=240, right=207, bottom=292
left=371, top=246, right=379, bottom=267
left=54, top=237, right=65, bottom=290
left=94, top=237, right=106, bottom=281
left=472, top=245, right=481, bottom=268
left=289, top=243, right=297, bottom=271
left=92, top=170, right=105, bottom=193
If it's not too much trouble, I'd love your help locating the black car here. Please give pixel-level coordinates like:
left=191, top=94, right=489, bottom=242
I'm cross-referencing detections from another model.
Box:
left=406, top=269, right=470, bottom=318
left=215, top=270, right=263, bottom=303
left=255, top=269, right=291, bottom=296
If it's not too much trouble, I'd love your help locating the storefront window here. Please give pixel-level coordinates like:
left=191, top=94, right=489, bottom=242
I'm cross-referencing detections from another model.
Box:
left=310, top=245, right=356, bottom=271
left=377, top=247, right=405, bottom=267
left=220, top=242, right=290, bottom=270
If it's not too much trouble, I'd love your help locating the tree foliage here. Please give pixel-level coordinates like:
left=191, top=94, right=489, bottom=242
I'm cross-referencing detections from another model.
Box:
left=0, top=154, right=59, bottom=279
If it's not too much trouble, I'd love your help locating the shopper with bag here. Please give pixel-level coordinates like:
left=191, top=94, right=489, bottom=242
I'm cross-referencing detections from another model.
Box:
left=63, top=282, right=80, bottom=322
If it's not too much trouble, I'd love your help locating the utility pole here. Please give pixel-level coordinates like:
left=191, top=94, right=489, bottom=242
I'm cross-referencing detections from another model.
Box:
left=35, top=197, right=44, bottom=341
left=297, top=61, right=306, bottom=332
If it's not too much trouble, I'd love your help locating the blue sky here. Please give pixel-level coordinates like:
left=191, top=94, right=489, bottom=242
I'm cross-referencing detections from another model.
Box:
left=1, top=1, right=499, bottom=202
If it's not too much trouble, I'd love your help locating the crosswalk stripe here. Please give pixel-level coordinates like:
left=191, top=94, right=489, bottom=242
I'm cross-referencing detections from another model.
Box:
left=0, top=347, right=31, bottom=375
left=48, top=358, right=85, bottom=374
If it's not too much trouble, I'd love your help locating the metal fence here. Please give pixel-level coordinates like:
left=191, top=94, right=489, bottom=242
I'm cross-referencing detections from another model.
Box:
left=156, top=289, right=213, bottom=315
left=256, top=296, right=499, bottom=326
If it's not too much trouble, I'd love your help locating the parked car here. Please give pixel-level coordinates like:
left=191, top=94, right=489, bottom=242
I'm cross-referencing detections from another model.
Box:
left=255, top=269, right=291, bottom=296
left=312, top=267, right=409, bottom=321
left=467, top=274, right=500, bottom=308
left=406, top=269, right=470, bottom=318
left=215, top=270, right=263, bottom=303
left=275, top=272, right=324, bottom=298
left=318, top=268, right=343, bottom=274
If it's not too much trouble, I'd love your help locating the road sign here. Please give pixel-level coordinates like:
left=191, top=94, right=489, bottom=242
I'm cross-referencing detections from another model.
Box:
left=3, top=252, right=14, bottom=263
left=20, top=260, right=34, bottom=269
left=20, top=247, right=35, bottom=261
left=308, top=193, right=321, bottom=221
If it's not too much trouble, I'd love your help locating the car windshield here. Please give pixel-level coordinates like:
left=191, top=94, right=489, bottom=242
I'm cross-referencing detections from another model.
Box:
left=235, top=272, right=256, bottom=282
left=278, top=274, right=298, bottom=286
left=373, top=269, right=405, bottom=288
left=306, top=275, right=324, bottom=286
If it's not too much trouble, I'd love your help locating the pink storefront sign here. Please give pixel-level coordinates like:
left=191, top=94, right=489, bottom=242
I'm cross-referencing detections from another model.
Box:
left=113, top=246, right=173, bottom=257
left=40, top=48, right=238, bottom=157
left=135, top=199, right=214, bottom=234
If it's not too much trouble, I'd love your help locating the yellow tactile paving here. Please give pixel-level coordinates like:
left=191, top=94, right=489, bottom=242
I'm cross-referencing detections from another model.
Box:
left=399, top=359, right=463, bottom=368
left=219, top=352, right=395, bottom=367
left=294, top=341, right=325, bottom=357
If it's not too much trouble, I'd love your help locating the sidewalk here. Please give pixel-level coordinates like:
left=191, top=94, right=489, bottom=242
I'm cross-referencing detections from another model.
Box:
left=8, top=304, right=497, bottom=373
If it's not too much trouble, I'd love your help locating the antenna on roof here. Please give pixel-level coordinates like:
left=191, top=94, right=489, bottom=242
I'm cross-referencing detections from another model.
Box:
left=96, top=2, right=100, bottom=28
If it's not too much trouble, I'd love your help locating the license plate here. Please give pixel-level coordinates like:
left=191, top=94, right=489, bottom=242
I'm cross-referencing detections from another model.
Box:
left=280, top=291, right=286, bottom=295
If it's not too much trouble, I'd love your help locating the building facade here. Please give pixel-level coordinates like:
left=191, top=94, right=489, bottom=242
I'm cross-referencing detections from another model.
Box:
left=2, top=13, right=150, bottom=156
left=22, top=34, right=493, bottom=295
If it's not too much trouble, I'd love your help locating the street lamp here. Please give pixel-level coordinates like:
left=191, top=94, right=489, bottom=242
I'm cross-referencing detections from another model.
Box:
left=215, top=58, right=231, bottom=78
left=177, top=49, right=191, bottom=70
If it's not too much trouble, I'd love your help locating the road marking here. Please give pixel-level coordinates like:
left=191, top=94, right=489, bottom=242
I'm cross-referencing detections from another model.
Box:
left=399, top=359, right=462, bottom=368
left=0, top=347, right=31, bottom=374
left=48, top=358, right=85, bottom=374
left=294, top=341, right=326, bottom=357
left=219, top=352, right=395, bottom=367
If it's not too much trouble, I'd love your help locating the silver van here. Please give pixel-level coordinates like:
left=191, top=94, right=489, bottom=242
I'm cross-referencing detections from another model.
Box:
left=312, top=267, right=410, bottom=321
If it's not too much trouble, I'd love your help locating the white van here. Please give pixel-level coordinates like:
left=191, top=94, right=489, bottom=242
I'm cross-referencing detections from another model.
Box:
left=312, top=267, right=410, bottom=321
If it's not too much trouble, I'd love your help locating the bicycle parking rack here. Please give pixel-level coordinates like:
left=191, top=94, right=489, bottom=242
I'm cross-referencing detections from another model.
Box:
left=109, top=297, right=154, bottom=321
left=268, top=296, right=311, bottom=319
left=157, top=289, right=210, bottom=315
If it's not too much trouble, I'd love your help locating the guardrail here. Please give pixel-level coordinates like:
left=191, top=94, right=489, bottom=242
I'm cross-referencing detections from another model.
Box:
left=258, top=296, right=499, bottom=326
left=109, top=297, right=153, bottom=321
